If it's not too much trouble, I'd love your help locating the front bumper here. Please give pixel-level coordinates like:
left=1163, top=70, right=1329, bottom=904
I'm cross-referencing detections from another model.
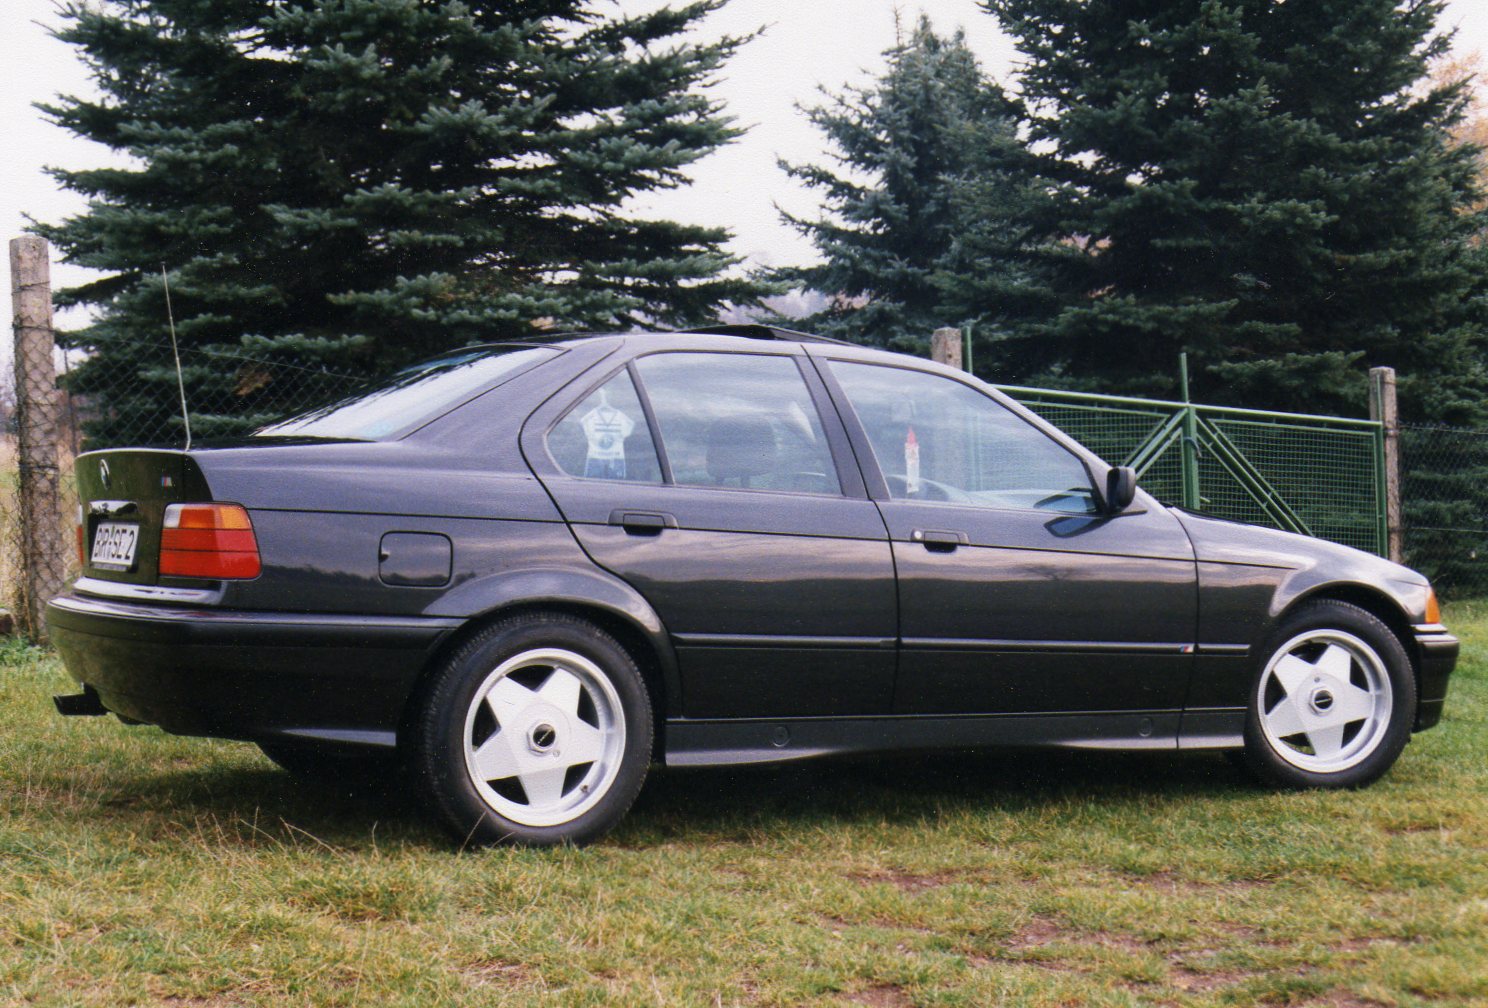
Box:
left=1413, top=624, right=1459, bottom=731
left=46, top=592, right=459, bottom=746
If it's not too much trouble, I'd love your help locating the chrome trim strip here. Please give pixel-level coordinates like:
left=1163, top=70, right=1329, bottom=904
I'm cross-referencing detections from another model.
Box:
left=53, top=592, right=462, bottom=632
left=673, top=633, right=896, bottom=650
left=88, top=500, right=138, bottom=517
left=75, top=576, right=219, bottom=605
left=1195, top=643, right=1250, bottom=656
left=901, top=638, right=1192, bottom=655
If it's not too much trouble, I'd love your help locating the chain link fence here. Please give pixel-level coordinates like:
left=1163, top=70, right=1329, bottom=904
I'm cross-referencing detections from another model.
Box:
left=1401, top=424, right=1488, bottom=594
left=60, top=337, right=367, bottom=452
left=1, top=425, right=19, bottom=629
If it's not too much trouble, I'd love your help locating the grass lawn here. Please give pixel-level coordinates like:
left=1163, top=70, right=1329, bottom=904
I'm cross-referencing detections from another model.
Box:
left=2, top=608, right=1486, bottom=1007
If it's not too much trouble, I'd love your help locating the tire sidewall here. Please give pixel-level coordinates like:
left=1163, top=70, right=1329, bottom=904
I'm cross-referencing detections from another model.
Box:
left=416, top=615, right=652, bottom=846
left=1242, top=600, right=1416, bottom=789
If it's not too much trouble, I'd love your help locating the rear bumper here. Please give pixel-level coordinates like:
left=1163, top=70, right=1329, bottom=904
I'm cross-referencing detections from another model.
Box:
left=1413, top=626, right=1459, bottom=731
left=46, top=593, right=459, bottom=745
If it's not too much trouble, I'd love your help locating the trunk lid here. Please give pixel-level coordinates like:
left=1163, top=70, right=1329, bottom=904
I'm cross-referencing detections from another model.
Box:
left=75, top=449, right=213, bottom=586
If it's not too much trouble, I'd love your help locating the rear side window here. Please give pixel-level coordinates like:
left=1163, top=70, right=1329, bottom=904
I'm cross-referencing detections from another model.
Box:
left=548, top=371, right=663, bottom=483
left=634, top=353, right=840, bottom=495
left=258, top=345, right=557, bottom=440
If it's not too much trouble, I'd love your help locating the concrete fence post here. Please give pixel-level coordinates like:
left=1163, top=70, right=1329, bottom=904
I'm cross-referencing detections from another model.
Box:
left=1369, top=366, right=1403, bottom=564
left=10, top=236, right=66, bottom=640
left=931, top=327, right=963, bottom=370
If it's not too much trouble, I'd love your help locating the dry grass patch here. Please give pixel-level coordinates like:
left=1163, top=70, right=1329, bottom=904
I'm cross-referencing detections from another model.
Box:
left=839, top=983, right=915, bottom=1006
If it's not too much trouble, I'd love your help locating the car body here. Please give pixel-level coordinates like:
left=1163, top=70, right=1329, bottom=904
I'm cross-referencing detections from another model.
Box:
left=47, top=325, right=1459, bottom=844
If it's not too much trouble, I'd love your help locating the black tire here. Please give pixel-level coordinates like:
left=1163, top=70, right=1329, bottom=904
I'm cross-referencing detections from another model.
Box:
left=410, top=612, right=652, bottom=847
left=257, top=739, right=402, bottom=791
left=1239, top=599, right=1416, bottom=789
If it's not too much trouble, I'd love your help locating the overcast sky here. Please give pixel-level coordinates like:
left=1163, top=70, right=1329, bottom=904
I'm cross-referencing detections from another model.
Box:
left=3, top=0, right=1487, bottom=347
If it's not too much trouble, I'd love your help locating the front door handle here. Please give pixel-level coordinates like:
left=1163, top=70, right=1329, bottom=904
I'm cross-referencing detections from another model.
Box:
left=912, top=529, right=967, bottom=552
left=609, top=510, right=676, bottom=536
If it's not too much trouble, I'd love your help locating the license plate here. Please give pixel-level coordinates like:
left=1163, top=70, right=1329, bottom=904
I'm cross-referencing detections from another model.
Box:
left=91, top=522, right=140, bottom=570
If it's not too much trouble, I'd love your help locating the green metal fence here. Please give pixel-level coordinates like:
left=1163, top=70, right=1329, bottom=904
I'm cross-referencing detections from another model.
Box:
left=997, top=384, right=1387, bottom=557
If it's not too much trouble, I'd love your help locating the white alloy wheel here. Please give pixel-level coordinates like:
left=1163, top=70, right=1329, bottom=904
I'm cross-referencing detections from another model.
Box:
left=462, top=647, right=627, bottom=828
left=1256, top=629, right=1393, bottom=774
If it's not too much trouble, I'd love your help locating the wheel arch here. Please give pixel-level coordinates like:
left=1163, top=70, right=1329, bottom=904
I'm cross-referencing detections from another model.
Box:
left=1274, top=582, right=1420, bottom=692
left=402, top=569, right=679, bottom=752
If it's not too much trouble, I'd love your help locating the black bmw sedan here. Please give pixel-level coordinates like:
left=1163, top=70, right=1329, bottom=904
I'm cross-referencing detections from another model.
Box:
left=47, top=326, right=1459, bottom=845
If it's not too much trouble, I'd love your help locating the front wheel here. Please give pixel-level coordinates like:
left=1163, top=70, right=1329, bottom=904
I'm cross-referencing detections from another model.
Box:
left=410, top=613, right=653, bottom=846
left=1240, top=600, right=1416, bottom=788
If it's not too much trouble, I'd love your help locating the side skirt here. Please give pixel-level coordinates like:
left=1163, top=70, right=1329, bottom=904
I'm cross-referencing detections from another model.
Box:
left=665, top=711, right=1195, bottom=767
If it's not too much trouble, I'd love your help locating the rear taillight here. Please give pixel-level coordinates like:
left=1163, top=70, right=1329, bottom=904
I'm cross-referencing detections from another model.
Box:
left=75, top=505, right=85, bottom=567
left=159, top=503, right=261, bottom=579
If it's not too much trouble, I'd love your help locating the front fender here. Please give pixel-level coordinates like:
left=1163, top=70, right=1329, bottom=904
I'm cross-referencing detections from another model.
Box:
left=1270, top=568, right=1431, bottom=627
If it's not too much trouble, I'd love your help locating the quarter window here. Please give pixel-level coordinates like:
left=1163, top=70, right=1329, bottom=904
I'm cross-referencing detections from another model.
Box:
left=548, top=371, right=663, bottom=483
left=635, top=353, right=841, bottom=495
left=829, top=361, right=1098, bottom=513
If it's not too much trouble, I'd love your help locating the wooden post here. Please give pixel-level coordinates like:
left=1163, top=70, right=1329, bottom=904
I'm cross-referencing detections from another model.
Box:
left=1369, top=366, right=1403, bottom=563
left=10, top=236, right=66, bottom=640
left=931, top=327, right=963, bottom=370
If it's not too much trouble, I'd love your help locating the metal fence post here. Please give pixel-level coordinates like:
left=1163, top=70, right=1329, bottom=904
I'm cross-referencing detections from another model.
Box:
left=1179, top=353, right=1200, bottom=510
left=931, top=327, right=963, bottom=370
left=1369, top=366, right=1402, bottom=563
left=10, top=235, right=66, bottom=640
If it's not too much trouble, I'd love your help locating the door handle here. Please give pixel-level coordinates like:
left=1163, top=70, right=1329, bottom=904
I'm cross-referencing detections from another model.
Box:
left=609, top=510, right=676, bottom=536
left=912, top=529, right=967, bottom=552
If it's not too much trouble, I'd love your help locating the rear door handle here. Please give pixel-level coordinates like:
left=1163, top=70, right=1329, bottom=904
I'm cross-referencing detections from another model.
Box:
left=609, top=510, right=676, bottom=536
left=912, top=529, right=968, bottom=552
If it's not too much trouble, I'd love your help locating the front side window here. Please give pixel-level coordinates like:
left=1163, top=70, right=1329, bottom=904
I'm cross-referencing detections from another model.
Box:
left=635, top=353, right=841, bottom=495
left=830, top=361, right=1097, bottom=514
left=548, top=371, right=663, bottom=483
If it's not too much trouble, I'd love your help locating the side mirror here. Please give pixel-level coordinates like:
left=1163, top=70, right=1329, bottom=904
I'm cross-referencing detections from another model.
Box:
left=1105, top=466, right=1137, bottom=513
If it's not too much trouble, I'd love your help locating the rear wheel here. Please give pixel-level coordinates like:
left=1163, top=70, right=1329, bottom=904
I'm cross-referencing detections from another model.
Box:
left=410, top=613, right=652, bottom=846
left=1240, top=600, right=1415, bottom=788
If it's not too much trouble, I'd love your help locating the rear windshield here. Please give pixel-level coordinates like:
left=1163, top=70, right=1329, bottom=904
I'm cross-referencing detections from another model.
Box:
left=257, top=345, right=558, bottom=440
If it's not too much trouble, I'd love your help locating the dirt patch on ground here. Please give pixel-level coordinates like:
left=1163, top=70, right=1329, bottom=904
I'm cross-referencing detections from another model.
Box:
left=840, top=983, right=916, bottom=1006
left=848, top=868, right=963, bottom=892
left=1335, top=935, right=1414, bottom=953
left=1166, top=963, right=1258, bottom=992
left=968, top=918, right=1141, bottom=974
left=1005, top=916, right=1065, bottom=950
left=1005, top=917, right=1153, bottom=954
left=460, top=959, right=532, bottom=988
left=1125, top=870, right=1275, bottom=893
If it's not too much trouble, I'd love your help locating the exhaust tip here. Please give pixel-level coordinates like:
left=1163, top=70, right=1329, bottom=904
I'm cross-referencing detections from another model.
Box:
left=54, top=688, right=108, bottom=717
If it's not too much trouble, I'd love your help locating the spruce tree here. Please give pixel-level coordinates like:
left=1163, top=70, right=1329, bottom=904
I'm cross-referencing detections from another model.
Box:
left=983, top=0, right=1488, bottom=421
left=776, top=16, right=1049, bottom=360
left=38, top=0, right=756, bottom=444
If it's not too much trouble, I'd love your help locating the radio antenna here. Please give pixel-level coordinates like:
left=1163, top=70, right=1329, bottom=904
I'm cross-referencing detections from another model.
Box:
left=161, top=264, right=192, bottom=451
